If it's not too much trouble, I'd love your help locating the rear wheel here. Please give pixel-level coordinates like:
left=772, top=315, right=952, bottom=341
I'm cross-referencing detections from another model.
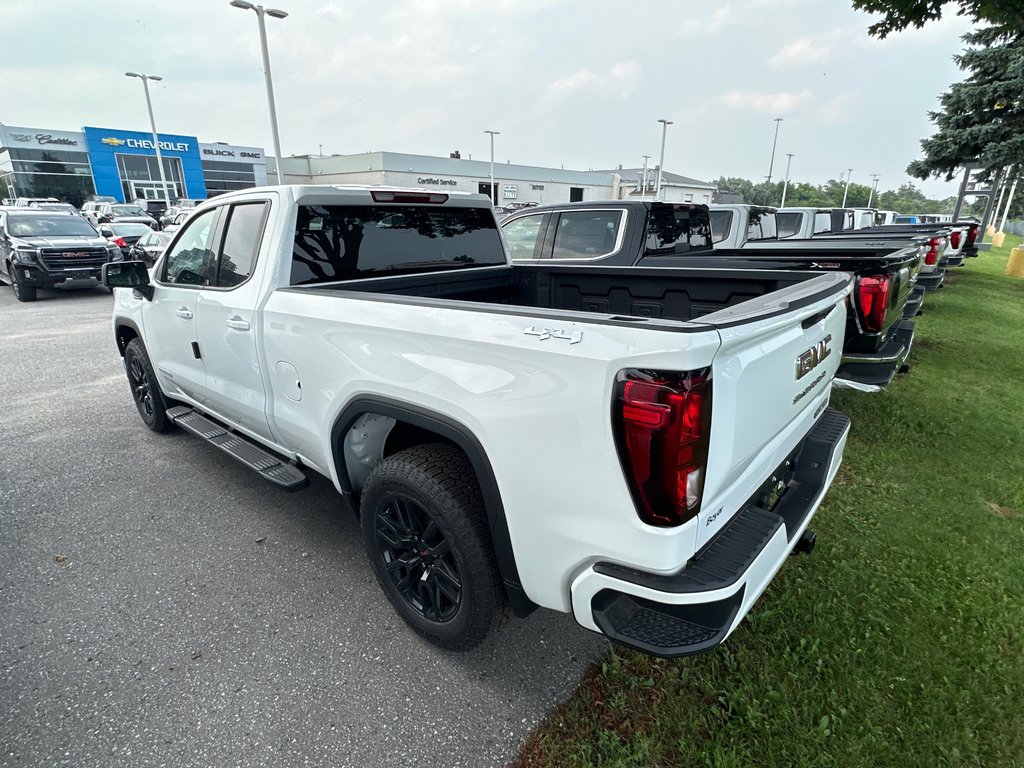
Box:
left=124, top=338, right=172, bottom=432
left=9, top=263, right=37, bottom=302
left=360, top=443, right=505, bottom=651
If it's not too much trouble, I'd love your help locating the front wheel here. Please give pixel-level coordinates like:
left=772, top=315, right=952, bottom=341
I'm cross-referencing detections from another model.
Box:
left=9, top=264, right=37, bottom=302
left=123, top=338, right=172, bottom=432
left=360, top=444, right=506, bottom=651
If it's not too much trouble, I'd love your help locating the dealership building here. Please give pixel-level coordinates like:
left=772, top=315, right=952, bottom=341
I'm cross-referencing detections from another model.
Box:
left=0, top=124, right=268, bottom=206
left=0, top=122, right=715, bottom=207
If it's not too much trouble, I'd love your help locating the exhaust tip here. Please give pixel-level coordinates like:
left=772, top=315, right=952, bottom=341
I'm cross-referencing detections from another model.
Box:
left=794, top=529, right=817, bottom=555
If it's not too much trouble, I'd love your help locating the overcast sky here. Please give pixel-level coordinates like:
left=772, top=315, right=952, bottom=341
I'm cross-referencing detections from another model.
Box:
left=2, top=0, right=974, bottom=198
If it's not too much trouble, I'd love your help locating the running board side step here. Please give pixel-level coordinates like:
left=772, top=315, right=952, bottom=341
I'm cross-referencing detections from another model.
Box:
left=166, top=406, right=309, bottom=491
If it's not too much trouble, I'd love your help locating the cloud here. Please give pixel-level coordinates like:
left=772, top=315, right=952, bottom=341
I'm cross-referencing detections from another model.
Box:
left=820, top=90, right=861, bottom=123
left=769, top=37, right=831, bottom=68
left=679, top=4, right=733, bottom=36
left=717, top=89, right=813, bottom=113
left=546, top=61, right=642, bottom=101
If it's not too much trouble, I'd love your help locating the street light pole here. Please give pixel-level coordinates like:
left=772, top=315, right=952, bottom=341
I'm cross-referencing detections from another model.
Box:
left=867, top=173, right=880, bottom=208
left=766, top=117, right=783, bottom=184
left=841, top=168, right=853, bottom=207
left=780, top=153, right=794, bottom=207
left=640, top=154, right=651, bottom=200
left=125, top=72, right=171, bottom=204
left=230, top=0, right=287, bottom=178
left=485, top=130, right=500, bottom=205
left=655, top=119, right=673, bottom=201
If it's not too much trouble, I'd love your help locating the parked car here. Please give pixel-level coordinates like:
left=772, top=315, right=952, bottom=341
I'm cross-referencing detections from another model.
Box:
left=0, top=209, right=120, bottom=301
left=95, top=203, right=158, bottom=228
left=98, top=222, right=160, bottom=259
left=127, top=230, right=173, bottom=266
left=133, top=198, right=171, bottom=222
left=103, top=185, right=852, bottom=658
left=159, top=204, right=194, bottom=229
left=502, top=200, right=924, bottom=392
left=161, top=209, right=193, bottom=233
left=28, top=202, right=79, bottom=214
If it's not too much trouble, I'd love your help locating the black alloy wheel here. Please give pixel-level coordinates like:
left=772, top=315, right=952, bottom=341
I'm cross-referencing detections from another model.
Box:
left=374, top=494, right=462, bottom=622
left=123, top=338, right=172, bottom=432
left=9, top=264, right=37, bottom=302
left=360, top=444, right=505, bottom=651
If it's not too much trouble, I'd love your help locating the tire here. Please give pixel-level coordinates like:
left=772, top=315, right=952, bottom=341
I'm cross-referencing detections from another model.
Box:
left=360, top=443, right=505, bottom=651
left=9, top=263, right=37, bottom=302
left=123, top=338, right=173, bottom=433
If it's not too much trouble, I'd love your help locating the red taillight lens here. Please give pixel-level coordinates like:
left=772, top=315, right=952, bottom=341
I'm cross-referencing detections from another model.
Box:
left=370, top=191, right=449, bottom=204
left=924, top=236, right=941, bottom=265
left=858, top=275, right=891, bottom=333
left=966, top=224, right=979, bottom=245
left=113, top=237, right=128, bottom=247
left=950, top=230, right=961, bottom=249
left=613, top=369, right=712, bottom=527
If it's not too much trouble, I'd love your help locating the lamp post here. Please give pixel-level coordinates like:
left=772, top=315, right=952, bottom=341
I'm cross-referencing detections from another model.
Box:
left=841, top=168, right=853, bottom=207
left=484, top=130, right=500, bottom=205
left=124, top=72, right=172, bottom=204
left=640, top=154, right=651, bottom=200
left=230, top=0, right=287, bottom=178
left=867, top=173, right=880, bottom=208
left=766, top=117, right=783, bottom=184
left=780, top=153, right=794, bottom=207
left=655, top=119, right=673, bottom=201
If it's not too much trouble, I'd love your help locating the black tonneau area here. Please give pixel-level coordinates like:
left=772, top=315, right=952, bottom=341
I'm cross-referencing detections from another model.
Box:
left=286, top=264, right=847, bottom=327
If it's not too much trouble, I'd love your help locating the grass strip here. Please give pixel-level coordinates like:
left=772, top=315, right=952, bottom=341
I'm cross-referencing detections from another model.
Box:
left=514, top=236, right=1024, bottom=768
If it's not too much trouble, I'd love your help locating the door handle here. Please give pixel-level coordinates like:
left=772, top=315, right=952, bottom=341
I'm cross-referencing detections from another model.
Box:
left=176, top=307, right=193, bottom=319
left=226, top=316, right=250, bottom=331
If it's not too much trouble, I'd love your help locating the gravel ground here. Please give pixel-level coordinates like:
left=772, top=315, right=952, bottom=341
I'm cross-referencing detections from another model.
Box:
left=0, top=286, right=606, bottom=767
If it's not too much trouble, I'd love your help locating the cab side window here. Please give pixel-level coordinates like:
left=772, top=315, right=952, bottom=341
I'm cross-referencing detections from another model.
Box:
left=162, top=208, right=217, bottom=286
left=216, top=202, right=268, bottom=287
left=552, top=210, right=622, bottom=259
left=503, top=214, right=546, bottom=260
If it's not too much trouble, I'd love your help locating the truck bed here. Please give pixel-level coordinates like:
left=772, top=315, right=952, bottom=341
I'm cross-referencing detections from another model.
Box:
left=289, top=263, right=844, bottom=327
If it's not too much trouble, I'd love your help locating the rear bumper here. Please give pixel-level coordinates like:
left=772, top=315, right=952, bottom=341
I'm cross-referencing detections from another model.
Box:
left=916, top=269, right=945, bottom=291
left=571, top=408, right=850, bottom=658
left=902, top=286, right=925, bottom=319
left=943, top=253, right=965, bottom=267
left=833, top=319, right=915, bottom=393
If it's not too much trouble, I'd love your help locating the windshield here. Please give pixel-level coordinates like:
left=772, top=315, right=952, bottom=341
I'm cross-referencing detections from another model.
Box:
left=6, top=214, right=99, bottom=238
left=112, top=205, right=147, bottom=216
left=109, top=224, right=154, bottom=237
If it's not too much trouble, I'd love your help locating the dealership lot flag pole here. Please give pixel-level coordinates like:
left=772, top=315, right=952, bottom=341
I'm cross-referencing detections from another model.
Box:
left=230, top=1, right=287, bottom=177
left=656, top=119, right=672, bottom=201
left=125, top=72, right=172, bottom=205
left=485, top=130, right=500, bottom=205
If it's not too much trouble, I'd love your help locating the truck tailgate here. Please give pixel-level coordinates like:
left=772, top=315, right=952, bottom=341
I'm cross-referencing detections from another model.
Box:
left=693, top=271, right=852, bottom=550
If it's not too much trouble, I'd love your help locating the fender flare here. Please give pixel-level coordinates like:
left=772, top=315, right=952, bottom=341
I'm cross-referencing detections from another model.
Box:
left=331, top=396, right=536, bottom=617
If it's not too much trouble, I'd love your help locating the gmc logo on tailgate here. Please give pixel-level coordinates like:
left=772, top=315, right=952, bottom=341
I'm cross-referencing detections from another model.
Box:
left=796, top=334, right=832, bottom=380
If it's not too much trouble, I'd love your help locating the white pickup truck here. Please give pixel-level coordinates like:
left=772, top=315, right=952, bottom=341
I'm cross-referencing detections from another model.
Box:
left=103, top=185, right=852, bottom=657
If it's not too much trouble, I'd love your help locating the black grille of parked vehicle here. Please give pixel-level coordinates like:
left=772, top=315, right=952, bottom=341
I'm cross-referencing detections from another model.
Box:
left=39, top=247, right=109, bottom=270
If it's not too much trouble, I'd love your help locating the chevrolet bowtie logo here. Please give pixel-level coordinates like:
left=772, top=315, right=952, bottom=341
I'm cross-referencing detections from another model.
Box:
left=101, top=137, right=126, bottom=146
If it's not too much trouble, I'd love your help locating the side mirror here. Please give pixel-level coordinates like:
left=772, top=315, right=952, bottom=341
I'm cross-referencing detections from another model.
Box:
left=99, top=226, right=114, bottom=237
left=103, top=261, right=153, bottom=300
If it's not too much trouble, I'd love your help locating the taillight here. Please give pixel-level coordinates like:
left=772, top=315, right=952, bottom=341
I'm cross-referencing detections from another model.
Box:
left=950, top=230, right=961, bottom=249
left=613, top=368, right=712, bottom=527
left=113, top=237, right=128, bottom=247
left=858, top=275, right=891, bottom=333
left=924, top=236, right=942, bottom=265
left=966, top=224, right=979, bottom=246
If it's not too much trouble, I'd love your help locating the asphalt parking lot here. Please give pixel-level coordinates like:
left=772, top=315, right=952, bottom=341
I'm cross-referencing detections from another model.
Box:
left=0, top=286, right=607, bottom=767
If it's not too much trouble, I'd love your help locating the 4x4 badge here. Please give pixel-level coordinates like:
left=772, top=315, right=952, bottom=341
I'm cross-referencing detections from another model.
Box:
left=524, top=326, right=583, bottom=345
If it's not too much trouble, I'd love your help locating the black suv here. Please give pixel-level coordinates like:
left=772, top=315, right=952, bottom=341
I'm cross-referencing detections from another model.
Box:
left=0, top=210, right=121, bottom=301
left=133, top=199, right=170, bottom=222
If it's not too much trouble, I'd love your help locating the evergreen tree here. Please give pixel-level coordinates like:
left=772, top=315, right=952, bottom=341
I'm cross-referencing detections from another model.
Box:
left=852, top=0, right=1024, bottom=38
left=906, top=26, right=1024, bottom=182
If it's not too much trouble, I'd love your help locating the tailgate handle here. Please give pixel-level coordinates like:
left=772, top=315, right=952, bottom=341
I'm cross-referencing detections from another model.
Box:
left=801, top=307, right=832, bottom=329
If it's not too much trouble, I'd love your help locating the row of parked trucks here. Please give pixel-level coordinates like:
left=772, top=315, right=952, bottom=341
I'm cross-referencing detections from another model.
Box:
left=27, top=184, right=980, bottom=657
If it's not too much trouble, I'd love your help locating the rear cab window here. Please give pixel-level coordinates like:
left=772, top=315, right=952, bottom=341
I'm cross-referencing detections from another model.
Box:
left=290, top=204, right=505, bottom=285
left=776, top=212, right=802, bottom=238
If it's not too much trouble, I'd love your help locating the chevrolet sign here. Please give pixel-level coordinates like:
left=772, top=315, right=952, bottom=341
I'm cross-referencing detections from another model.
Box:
left=101, top=137, right=126, bottom=146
